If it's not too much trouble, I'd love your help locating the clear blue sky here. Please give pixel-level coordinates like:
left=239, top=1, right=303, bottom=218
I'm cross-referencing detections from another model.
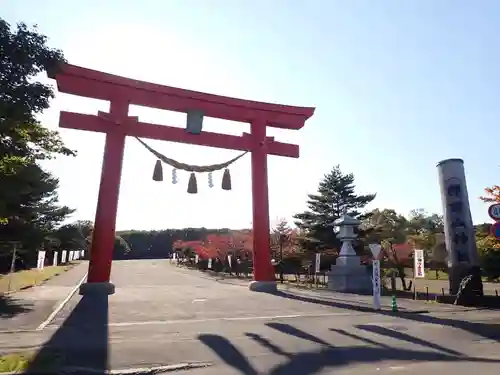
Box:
left=3, top=1, right=500, bottom=230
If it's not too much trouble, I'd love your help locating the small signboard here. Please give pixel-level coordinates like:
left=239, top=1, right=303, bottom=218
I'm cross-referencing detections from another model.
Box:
left=414, top=249, right=425, bottom=278
left=492, top=222, right=500, bottom=239
left=368, top=244, right=382, bottom=259
left=314, top=253, right=321, bottom=273
left=489, top=203, right=500, bottom=221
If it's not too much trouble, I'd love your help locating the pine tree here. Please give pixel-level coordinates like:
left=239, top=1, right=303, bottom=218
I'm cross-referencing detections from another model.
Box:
left=293, top=165, right=376, bottom=252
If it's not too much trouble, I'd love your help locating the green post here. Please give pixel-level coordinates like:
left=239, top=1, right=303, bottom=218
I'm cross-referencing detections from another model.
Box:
left=391, top=295, right=398, bottom=312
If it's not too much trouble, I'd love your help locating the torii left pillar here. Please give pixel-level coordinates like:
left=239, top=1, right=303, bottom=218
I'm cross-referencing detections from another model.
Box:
left=79, top=100, right=130, bottom=295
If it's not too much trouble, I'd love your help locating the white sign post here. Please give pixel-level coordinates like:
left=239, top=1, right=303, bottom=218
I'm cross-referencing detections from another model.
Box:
left=208, top=258, right=212, bottom=269
left=195, top=254, right=199, bottom=263
left=369, top=244, right=382, bottom=310
left=53, top=251, right=58, bottom=266
left=37, top=250, right=46, bottom=270
left=414, top=249, right=425, bottom=278
left=61, top=250, right=67, bottom=263
left=314, top=253, right=321, bottom=287
left=69, top=251, right=74, bottom=262
left=314, top=253, right=321, bottom=273
left=413, top=249, right=425, bottom=300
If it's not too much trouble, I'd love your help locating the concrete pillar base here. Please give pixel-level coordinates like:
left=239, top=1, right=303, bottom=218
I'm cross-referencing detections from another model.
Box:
left=248, top=280, right=277, bottom=292
left=79, top=281, right=115, bottom=296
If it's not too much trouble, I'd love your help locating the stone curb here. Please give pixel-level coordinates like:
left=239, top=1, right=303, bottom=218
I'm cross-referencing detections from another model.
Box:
left=1, top=362, right=212, bottom=374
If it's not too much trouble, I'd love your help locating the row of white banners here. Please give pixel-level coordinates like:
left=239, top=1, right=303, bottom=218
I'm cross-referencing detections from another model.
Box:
left=37, top=250, right=85, bottom=270
left=173, top=249, right=426, bottom=280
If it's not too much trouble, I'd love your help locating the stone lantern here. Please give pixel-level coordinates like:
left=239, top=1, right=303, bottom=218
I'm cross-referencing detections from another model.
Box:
left=326, top=214, right=372, bottom=293
left=334, top=215, right=360, bottom=266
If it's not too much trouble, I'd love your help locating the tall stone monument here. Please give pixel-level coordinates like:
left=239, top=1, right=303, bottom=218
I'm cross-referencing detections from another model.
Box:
left=437, top=158, right=483, bottom=298
left=326, top=215, right=371, bottom=293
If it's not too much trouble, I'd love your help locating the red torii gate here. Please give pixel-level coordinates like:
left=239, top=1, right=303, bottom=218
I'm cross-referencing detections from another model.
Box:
left=49, top=64, right=315, bottom=294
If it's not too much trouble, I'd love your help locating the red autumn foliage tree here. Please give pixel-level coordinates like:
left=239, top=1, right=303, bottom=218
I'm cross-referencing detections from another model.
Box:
left=480, top=185, right=500, bottom=203
left=174, top=231, right=254, bottom=260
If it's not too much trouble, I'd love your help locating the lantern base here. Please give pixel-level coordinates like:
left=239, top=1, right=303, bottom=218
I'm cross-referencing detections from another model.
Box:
left=79, top=281, right=115, bottom=296
left=248, top=280, right=277, bottom=293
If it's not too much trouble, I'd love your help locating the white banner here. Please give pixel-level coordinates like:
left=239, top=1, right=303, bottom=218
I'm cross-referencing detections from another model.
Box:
left=414, top=249, right=425, bottom=278
left=208, top=258, right=212, bottom=269
left=61, top=250, right=67, bottom=263
left=81, top=250, right=84, bottom=258
left=53, top=251, right=58, bottom=266
left=228, top=255, right=232, bottom=268
left=372, top=260, right=381, bottom=310
left=37, top=250, right=46, bottom=270
left=315, top=253, right=321, bottom=273
left=195, top=254, right=199, bottom=263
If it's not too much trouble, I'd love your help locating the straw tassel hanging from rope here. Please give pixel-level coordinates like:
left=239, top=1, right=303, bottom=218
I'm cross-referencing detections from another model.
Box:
left=187, top=172, right=198, bottom=194
left=152, top=160, right=163, bottom=181
left=221, top=169, right=231, bottom=190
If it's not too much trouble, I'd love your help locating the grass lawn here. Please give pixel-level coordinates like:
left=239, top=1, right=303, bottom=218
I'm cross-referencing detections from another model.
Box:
left=0, top=352, right=33, bottom=373
left=0, top=264, right=75, bottom=294
left=0, top=351, right=64, bottom=373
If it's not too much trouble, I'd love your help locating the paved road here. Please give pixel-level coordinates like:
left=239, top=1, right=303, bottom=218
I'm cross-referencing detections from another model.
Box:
left=7, top=260, right=500, bottom=374
left=0, top=262, right=87, bottom=331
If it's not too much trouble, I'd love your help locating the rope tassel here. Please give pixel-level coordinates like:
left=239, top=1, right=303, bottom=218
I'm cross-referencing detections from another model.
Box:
left=152, top=160, right=163, bottom=181
left=208, top=172, right=214, bottom=188
left=221, top=168, right=232, bottom=190
left=187, top=172, right=198, bottom=194
left=172, top=168, right=178, bottom=184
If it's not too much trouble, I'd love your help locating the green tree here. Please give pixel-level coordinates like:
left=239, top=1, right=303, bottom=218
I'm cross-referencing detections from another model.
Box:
left=294, top=165, right=376, bottom=253
left=0, top=164, right=73, bottom=265
left=1, top=18, right=76, bottom=265
left=270, top=218, right=292, bottom=260
left=0, top=18, right=75, bottom=222
left=52, top=220, right=93, bottom=252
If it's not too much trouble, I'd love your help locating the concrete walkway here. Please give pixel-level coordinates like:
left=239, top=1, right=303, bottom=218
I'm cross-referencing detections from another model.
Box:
left=0, top=261, right=87, bottom=331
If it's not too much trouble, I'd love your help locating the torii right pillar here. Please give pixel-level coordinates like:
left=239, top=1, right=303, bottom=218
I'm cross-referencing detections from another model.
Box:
left=248, top=120, right=276, bottom=292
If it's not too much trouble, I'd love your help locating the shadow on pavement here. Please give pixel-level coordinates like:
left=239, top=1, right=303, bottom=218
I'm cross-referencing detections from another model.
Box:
left=0, top=295, right=32, bottom=318
left=198, top=334, right=258, bottom=375
left=269, top=290, right=500, bottom=343
left=199, top=321, right=500, bottom=375
left=24, top=294, right=109, bottom=374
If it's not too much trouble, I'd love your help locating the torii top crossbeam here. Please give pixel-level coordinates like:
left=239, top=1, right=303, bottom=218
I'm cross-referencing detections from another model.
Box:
left=49, top=64, right=314, bottom=130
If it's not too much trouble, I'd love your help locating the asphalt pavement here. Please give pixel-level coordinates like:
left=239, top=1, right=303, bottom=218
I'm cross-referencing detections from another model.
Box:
left=3, top=260, right=500, bottom=374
